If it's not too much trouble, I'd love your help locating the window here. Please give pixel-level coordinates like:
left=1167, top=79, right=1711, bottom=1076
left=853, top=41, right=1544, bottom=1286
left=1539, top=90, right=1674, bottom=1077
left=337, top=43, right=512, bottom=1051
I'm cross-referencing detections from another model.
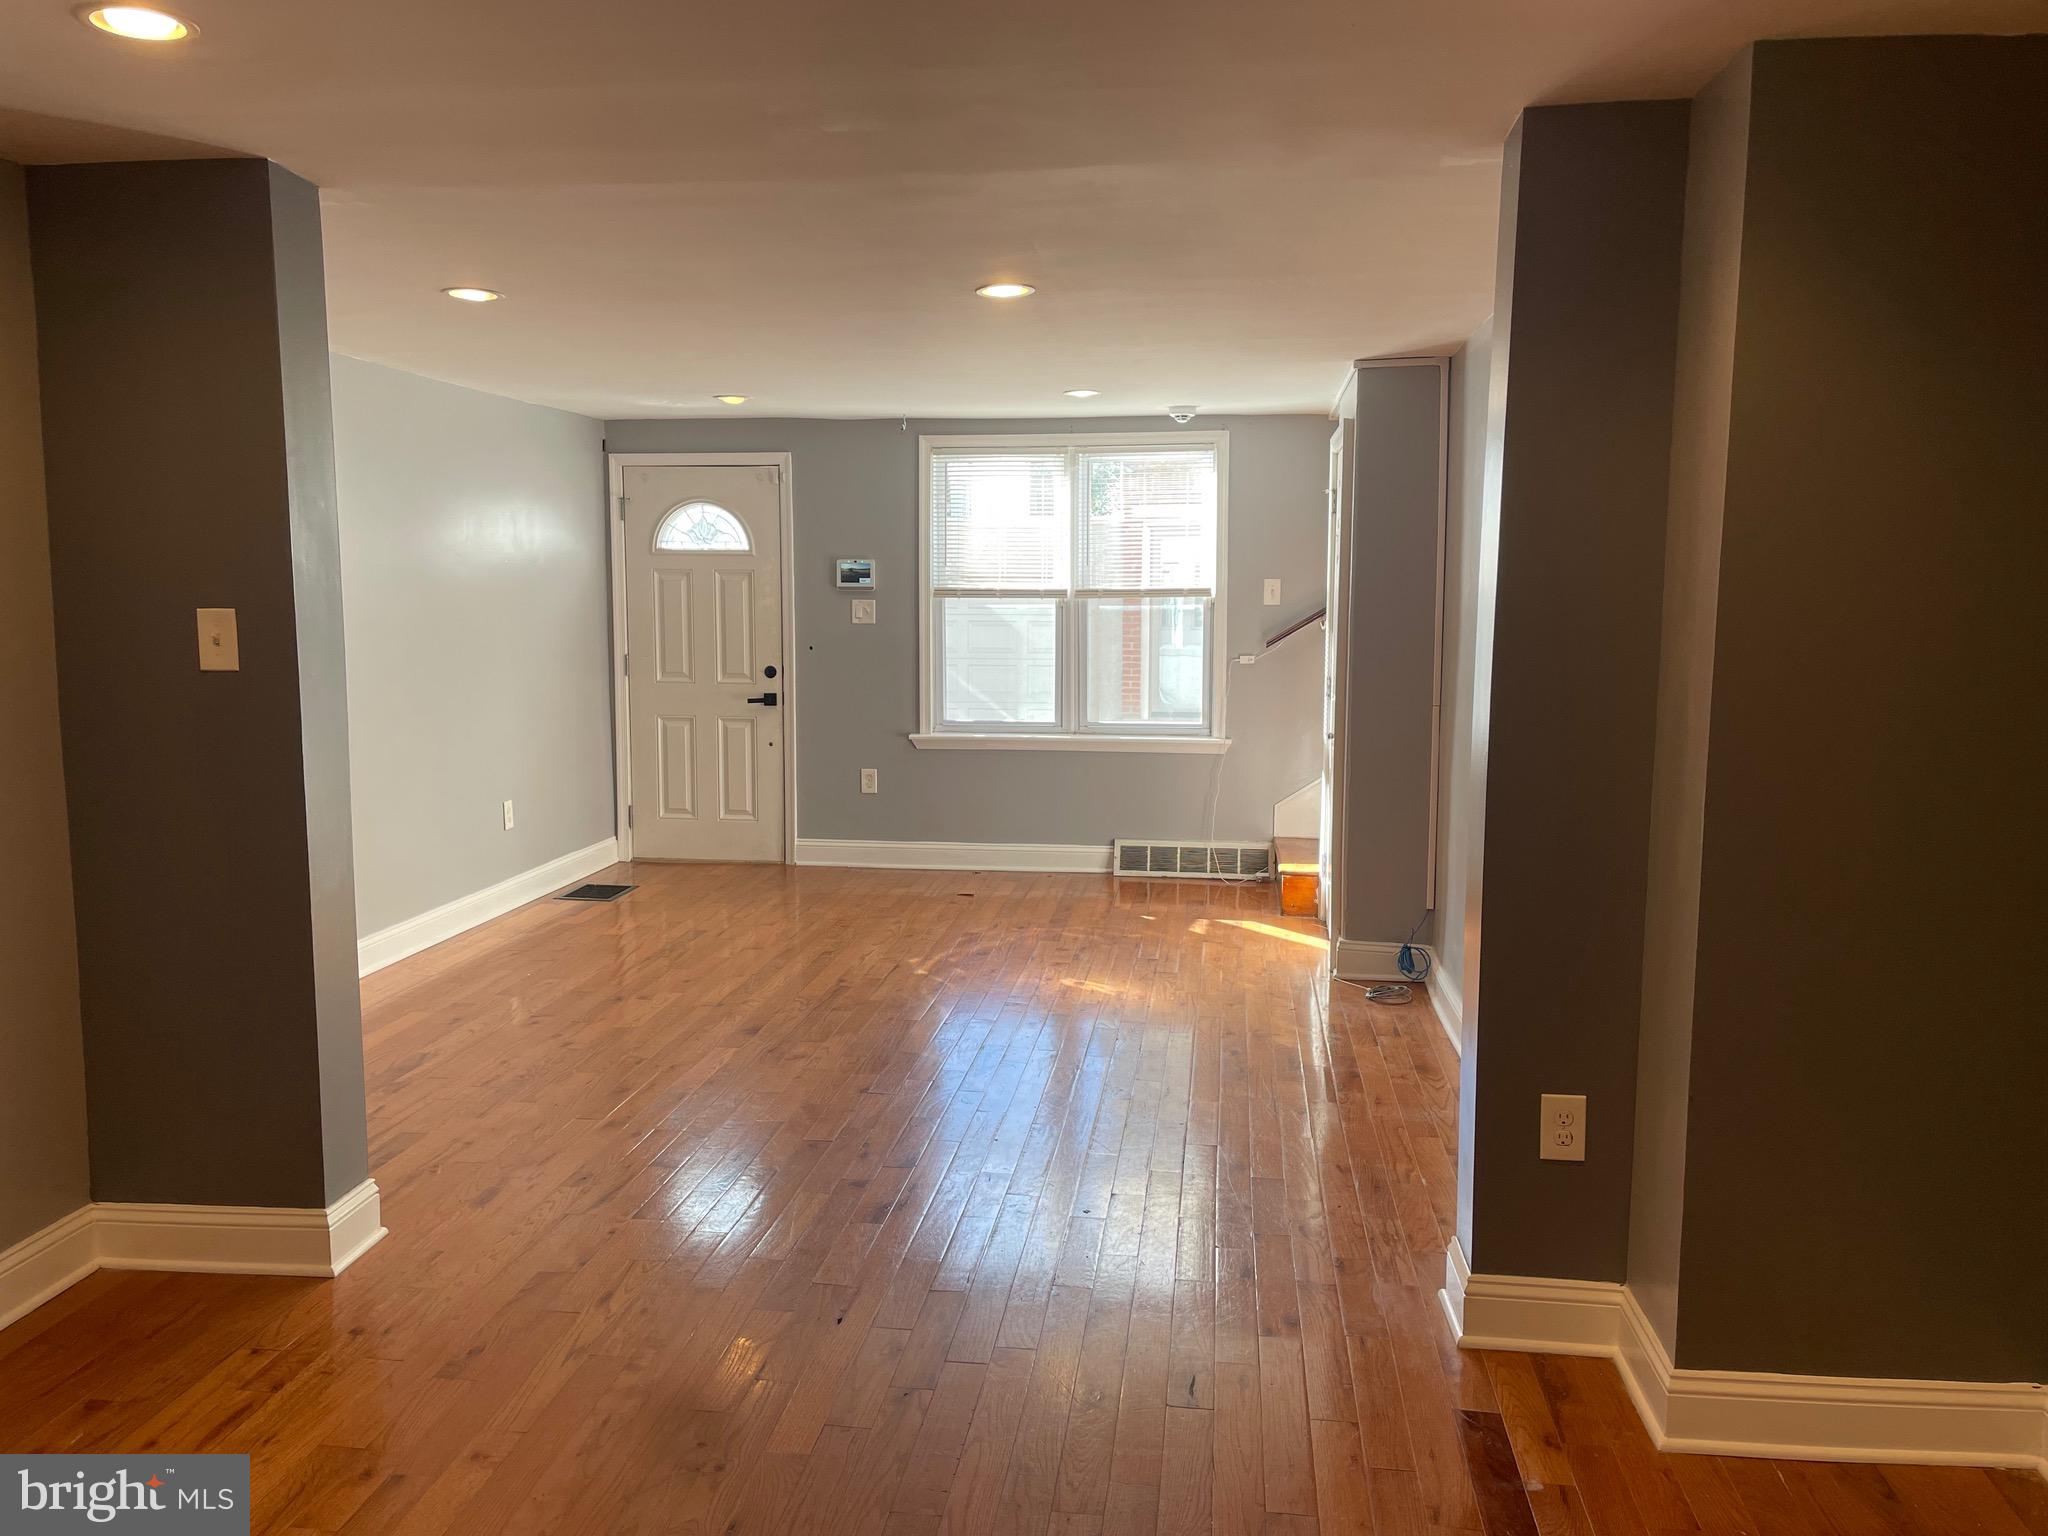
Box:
left=653, top=500, right=751, bottom=552
left=917, top=433, right=1227, bottom=749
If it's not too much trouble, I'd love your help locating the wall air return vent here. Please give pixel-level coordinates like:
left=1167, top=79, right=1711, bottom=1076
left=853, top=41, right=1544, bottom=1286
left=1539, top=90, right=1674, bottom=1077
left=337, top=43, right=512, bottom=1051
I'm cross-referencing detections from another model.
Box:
left=1112, top=839, right=1274, bottom=881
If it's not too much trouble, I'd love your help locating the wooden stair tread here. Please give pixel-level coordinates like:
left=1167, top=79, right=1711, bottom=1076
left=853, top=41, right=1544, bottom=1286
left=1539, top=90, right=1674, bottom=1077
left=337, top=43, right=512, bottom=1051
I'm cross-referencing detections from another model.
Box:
left=1274, top=836, right=1319, bottom=874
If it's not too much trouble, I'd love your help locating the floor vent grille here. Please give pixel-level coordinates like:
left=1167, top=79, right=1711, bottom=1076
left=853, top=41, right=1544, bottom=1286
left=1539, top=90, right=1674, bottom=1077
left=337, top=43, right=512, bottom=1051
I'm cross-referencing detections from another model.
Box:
left=557, top=883, right=635, bottom=902
left=1112, top=840, right=1273, bottom=881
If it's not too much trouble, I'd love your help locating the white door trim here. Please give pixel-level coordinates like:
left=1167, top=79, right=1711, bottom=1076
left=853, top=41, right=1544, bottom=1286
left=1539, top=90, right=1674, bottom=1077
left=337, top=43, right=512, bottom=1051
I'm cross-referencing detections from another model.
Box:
left=607, top=452, right=798, bottom=863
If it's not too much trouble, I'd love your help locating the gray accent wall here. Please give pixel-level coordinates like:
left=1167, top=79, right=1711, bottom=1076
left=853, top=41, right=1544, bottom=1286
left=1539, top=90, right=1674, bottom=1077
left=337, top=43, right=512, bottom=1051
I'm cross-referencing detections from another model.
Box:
left=1458, top=105, right=1690, bottom=1280
left=604, top=415, right=1328, bottom=847
left=1651, top=37, right=2047, bottom=1382
left=29, top=158, right=368, bottom=1208
left=0, top=161, right=90, bottom=1249
left=333, top=356, right=613, bottom=937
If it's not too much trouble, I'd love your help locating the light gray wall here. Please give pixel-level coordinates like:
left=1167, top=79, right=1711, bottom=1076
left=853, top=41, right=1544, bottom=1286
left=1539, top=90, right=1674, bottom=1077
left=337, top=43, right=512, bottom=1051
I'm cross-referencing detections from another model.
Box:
left=1336, top=365, right=1446, bottom=949
left=1433, top=322, right=1491, bottom=1039
left=1667, top=37, right=2046, bottom=1382
left=334, top=356, right=613, bottom=936
left=30, top=158, right=367, bottom=1207
left=0, top=161, right=90, bottom=1248
left=603, top=415, right=1328, bottom=847
left=1627, top=54, right=1751, bottom=1356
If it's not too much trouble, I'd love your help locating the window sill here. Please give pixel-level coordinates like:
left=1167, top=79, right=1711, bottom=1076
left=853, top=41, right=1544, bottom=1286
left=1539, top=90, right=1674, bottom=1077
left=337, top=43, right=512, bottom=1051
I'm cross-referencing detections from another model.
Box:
left=910, top=733, right=1230, bottom=755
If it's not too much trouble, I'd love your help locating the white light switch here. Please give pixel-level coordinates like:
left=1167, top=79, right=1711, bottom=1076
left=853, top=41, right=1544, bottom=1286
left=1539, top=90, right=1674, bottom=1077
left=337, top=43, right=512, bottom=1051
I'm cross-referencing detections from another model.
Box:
left=859, top=768, right=879, bottom=794
left=851, top=598, right=876, bottom=624
left=503, top=799, right=516, bottom=831
left=1262, top=578, right=1282, bottom=606
left=1540, top=1093, right=1587, bottom=1162
left=196, top=607, right=239, bottom=671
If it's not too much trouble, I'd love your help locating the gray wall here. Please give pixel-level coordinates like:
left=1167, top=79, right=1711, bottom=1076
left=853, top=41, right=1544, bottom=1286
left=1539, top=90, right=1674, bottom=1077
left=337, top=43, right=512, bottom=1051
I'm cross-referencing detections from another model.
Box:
left=334, top=356, right=614, bottom=936
left=0, top=161, right=90, bottom=1248
left=1432, top=322, right=1491, bottom=1040
left=29, top=158, right=368, bottom=1208
left=1628, top=54, right=1751, bottom=1356
left=1336, top=364, right=1446, bottom=949
left=1662, top=37, right=2046, bottom=1381
left=603, top=415, right=1328, bottom=847
left=1459, top=105, right=1690, bottom=1280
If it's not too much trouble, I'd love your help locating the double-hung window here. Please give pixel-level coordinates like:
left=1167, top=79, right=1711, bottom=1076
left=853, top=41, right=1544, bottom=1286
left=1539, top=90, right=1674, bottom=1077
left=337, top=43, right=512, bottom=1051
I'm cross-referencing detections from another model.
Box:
left=916, top=432, right=1227, bottom=750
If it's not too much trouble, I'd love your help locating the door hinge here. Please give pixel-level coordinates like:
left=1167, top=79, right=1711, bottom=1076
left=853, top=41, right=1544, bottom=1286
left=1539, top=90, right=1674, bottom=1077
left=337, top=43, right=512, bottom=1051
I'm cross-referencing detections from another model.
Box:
left=626, top=804, right=635, bottom=828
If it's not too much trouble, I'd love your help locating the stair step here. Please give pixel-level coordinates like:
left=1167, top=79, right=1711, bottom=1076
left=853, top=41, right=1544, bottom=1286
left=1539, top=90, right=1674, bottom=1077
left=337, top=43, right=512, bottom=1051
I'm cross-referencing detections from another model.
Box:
left=1275, top=837, right=1320, bottom=917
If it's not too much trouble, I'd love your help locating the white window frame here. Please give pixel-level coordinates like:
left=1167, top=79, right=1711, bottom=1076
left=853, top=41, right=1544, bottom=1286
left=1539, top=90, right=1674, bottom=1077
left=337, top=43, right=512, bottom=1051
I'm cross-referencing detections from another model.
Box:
left=912, top=430, right=1230, bottom=754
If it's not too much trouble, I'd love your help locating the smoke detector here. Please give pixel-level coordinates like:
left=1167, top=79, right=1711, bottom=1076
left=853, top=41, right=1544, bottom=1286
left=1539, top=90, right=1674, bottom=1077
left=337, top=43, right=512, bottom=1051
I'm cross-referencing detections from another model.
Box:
left=1166, top=405, right=1199, bottom=424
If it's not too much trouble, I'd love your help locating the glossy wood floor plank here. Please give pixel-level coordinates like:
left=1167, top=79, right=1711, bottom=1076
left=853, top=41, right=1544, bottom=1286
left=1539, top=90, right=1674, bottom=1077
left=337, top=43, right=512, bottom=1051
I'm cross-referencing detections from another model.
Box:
left=2, top=861, right=2038, bottom=1534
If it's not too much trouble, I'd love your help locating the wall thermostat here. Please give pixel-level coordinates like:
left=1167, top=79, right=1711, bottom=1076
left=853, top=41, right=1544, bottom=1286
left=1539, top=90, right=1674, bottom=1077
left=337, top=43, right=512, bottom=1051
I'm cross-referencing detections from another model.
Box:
left=835, top=558, right=876, bottom=589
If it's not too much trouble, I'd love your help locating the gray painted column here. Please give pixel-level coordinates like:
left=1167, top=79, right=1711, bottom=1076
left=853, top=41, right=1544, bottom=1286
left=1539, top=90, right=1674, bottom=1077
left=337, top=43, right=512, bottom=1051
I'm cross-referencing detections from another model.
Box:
left=1639, top=37, right=2046, bottom=1383
left=1336, top=361, right=1445, bottom=955
left=30, top=157, right=369, bottom=1209
left=1455, top=104, right=1690, bottom=1281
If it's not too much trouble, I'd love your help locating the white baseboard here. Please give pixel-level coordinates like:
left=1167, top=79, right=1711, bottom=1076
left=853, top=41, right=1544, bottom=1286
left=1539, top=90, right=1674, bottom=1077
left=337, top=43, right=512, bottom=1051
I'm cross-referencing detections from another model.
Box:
left=794, top=838, right=1111, bottom=874
left=0, top=1207, right=98, bottom=1331
left=0, top=1181, right=385, bottom=1331
left=358, top=837, right=620, bottom=976
left=1331, top=938, right=1411, bottom=981
left=1440, top=1237, right=2048, bottom=1474
left=1424, top=961, right=1464, bottom=1056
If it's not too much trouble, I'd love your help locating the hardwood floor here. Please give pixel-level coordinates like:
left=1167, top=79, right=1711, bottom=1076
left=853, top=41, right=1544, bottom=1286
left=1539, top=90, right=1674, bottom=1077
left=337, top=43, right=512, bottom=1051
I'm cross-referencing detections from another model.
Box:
left=2, top=862, right=2041, bottom=1534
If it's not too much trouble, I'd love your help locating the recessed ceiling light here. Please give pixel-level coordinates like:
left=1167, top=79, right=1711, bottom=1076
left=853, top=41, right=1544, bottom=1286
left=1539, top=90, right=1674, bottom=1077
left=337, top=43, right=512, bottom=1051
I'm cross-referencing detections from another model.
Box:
left=713, top=395, right=750, bottom=405
left=79, top=4, right=195, bottom=40
left=442, top=287, right=502, bottom=303
left=975, top=282, right=1036, bottom=300
left=1063, top=389, right=1100, bottom=399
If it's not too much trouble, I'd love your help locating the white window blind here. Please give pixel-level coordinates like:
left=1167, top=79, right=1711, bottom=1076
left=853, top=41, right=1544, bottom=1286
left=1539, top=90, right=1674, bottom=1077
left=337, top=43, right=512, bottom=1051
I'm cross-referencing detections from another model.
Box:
left=928, top=450, right=1068, bottom=592
left=1076, top=448, right=1217, bottom=595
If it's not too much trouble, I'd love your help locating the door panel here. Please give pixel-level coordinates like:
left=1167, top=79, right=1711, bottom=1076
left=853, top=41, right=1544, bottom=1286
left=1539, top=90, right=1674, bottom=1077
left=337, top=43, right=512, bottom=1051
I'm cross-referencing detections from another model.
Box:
left=657, top=716, right=697, bottom=818
left=655, top=571, right=695, bottom=681
left=718, top=717, right=758, bottom=820
left=623, top=463, right=784, bottom=860
left=714, top=569, right=755, bottom=684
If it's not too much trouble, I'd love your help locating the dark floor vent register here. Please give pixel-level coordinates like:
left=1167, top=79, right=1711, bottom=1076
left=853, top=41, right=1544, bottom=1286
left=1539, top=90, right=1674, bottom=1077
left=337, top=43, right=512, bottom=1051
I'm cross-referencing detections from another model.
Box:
left=557, top=883, right=634, bottom=902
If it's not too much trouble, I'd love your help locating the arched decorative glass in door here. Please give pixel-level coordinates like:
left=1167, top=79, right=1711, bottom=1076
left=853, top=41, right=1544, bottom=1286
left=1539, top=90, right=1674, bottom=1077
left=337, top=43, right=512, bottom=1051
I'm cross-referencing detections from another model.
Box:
left=653, top=501, right=751, bottom=552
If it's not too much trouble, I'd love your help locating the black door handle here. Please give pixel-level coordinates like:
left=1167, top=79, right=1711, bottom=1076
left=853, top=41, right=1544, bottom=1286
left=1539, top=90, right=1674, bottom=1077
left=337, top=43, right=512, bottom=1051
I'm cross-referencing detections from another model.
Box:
left=745, top=691, right=779, bottom=706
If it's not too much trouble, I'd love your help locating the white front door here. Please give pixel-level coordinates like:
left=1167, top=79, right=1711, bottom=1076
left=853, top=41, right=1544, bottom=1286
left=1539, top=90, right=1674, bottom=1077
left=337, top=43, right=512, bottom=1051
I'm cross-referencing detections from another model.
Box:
left=622, top=462, right=785, bottom=861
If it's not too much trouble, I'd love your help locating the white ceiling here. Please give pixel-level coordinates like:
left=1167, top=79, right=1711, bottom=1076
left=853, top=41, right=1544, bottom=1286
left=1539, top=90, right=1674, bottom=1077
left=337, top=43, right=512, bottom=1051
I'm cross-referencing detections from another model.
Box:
left=2, top=0, right=2033, bottom=419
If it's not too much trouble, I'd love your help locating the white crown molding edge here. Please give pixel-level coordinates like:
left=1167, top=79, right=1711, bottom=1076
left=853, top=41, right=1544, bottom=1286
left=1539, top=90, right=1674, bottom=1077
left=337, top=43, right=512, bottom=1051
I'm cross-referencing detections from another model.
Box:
left=0, top=1180, right=386, bottom=1330
left=1440, top=1237, right=2048, bottom=1475
left=358, top=837, right=620, bottom=976
left=794, top=838, right=1112, bottom=874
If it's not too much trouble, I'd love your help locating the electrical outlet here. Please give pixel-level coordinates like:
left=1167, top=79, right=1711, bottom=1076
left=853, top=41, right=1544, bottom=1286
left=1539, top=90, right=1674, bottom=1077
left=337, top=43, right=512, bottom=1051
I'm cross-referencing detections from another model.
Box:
left=851, top=598, right=876, bottom=624
left=196, top=607, right=239, bottom=671
left=1540, top=1094, right=1586, bottom=1162
left=502, top=799, right=516, bottom=831
left=859, top=768, right=879, bottom=795
left=1263, top=578, right=1282, bottom=605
